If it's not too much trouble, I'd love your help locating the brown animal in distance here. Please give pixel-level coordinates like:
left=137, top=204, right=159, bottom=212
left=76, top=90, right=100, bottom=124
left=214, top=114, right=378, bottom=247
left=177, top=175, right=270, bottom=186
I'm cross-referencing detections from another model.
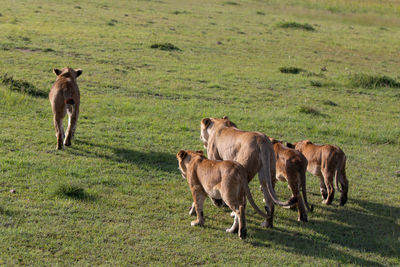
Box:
left=49, top=67, right=82, bottom=149
left=176, top=150, right=270, bottom=239
left=287, top=140, right=349, bottom=206
left=200, top=116, right=297, bottom=228
left=269, top=138, right=313, bottom=222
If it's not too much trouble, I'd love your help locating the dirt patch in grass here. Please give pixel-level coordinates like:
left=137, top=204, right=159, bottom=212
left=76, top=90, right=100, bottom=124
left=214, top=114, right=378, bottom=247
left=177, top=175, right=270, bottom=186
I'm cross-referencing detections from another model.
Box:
left=14, top=47, right=55, bottom=53
left=54, top=183, right=96, bottom=201
left=15, top=47, right=41, bottom=53
left=277, top=22, right=315, bottom=31
left=279, top=66, right=304, bottom=74
left=0, top=73, right=47, bottom=98
left=348, top=73, right=400, bottom=88
left=150, top=43, right=181, bottom=51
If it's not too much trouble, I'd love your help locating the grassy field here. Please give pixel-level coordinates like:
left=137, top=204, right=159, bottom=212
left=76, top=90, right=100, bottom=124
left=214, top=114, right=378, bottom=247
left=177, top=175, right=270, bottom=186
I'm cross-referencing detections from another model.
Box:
left=1, top=0, right=399, bottom=265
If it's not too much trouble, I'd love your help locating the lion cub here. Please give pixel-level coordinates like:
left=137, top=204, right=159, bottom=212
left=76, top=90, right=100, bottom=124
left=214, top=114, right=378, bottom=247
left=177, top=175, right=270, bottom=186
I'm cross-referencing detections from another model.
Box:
left=176, top=150, right=269, bottom=239
left=269, top=138, right=313, bottom=222
left=287, top=140, right=349, bottom=206
left=49, top=67, right=82, bottom=149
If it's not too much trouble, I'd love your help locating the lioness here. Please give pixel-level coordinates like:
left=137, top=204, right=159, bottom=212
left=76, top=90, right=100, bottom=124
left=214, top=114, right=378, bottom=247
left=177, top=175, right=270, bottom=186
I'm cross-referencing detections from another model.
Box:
left=200, top=117, right=297, bottom=228
left=286, top=140, right=348, bottom=206
left=269, top=138, right=313, bottom=222
left=49, top=67, right=82, bottom=149
left=177, top=150, right=269, bottom=239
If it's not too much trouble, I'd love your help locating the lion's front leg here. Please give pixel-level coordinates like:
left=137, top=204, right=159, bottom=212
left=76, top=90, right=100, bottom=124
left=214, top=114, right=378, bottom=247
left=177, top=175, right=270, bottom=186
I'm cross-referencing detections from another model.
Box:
left=191, top=189, right=206, bottom=226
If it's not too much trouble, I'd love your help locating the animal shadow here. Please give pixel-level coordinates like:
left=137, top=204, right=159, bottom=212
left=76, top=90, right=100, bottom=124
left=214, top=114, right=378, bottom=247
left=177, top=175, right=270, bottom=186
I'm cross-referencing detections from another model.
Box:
left=72, top=139, right=178, bottom=174
left=249, top=198, right=399, bottom=266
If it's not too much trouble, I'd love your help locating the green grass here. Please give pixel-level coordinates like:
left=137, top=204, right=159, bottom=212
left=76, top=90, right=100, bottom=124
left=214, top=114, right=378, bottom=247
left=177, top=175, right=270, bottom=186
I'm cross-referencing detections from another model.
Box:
left=0, top=0, right=399, bottom=265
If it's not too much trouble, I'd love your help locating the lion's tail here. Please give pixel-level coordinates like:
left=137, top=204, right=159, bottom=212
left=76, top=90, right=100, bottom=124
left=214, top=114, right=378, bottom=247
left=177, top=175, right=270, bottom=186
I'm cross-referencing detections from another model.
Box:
left=63, top=87, right=75, bottom=105
left=243, top=179, right=268, bottom=219
left=300, top=170, right=314, bottom=212
left=260, top=145, right=298, bottom=207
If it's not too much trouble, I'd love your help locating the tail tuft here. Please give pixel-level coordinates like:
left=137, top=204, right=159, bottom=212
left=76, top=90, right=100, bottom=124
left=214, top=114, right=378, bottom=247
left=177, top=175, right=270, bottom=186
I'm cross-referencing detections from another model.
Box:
left=65, top=98, right=74, bottom=105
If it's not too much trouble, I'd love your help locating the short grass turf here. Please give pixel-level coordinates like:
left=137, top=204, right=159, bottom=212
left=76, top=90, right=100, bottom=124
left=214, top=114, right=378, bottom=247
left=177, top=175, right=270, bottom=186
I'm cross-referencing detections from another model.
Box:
left=0, top=0, right=399, bottom=265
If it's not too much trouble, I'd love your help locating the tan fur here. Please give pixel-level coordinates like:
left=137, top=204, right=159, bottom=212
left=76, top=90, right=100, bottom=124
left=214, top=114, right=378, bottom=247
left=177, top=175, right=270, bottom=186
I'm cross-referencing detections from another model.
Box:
left=269, top=138, right=313, bottom=222
left=200, top=117, right=297, bottom=228
left=177, top=150, right=269, bottom=239
left=49, top=67, right=82, bottom=149
left=289, top=140, right=349, bottom=206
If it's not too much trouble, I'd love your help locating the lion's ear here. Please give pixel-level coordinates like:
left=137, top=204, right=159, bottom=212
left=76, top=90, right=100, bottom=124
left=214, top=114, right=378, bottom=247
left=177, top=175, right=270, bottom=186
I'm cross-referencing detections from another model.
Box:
left=177, top=150, right=187, bottom=160
left=53, top=68, right=62, bottom=76
left=201, top=118, right=211, bottom=128
left=76, top=69, right=82, bottom=78
left=196, top=150, right=204, bottom=155
left=286, top=142, right=294, bottom=148
left=222, top=116, right=229, bottom=120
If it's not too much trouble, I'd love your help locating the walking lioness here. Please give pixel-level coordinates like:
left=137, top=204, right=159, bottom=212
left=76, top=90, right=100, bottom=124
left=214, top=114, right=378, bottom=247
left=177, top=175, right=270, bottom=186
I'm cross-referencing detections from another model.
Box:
left=49, top=67, right=82, bottom=149
left=200, top=117, right=297, bottom=228
left=177, top=150, right=269, bottom=239
left=269, top=138, right=313, bottom=222
left=287, top=140, right=349, bottom=206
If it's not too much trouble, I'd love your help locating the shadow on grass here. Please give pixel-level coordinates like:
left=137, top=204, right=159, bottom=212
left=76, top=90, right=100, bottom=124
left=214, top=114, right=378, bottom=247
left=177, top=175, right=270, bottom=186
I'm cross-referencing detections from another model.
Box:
left=248, top=198, right=399, bottom=266
left=72, top=139, right=178, bottom=174
left=1, top=73, right=47, bottom=98
left=53, top=182, right=97, bottom=201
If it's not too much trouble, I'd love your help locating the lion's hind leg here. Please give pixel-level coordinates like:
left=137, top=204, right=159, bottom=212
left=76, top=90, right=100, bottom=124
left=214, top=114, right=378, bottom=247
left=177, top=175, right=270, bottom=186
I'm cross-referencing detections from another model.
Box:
left=226, top=212, right=239, bottom=234
left=318, top=175, right=328, bottom=200
left=225, top=197, right=246, bottom=239
left=64, top=104, right=78, bottom=147
left=189, top=202, right=196, bottom=216
left=288, top=175, right=307, bottom=222
left=53, top=111, right=65, bottom=150
left=322, top=171, right=335, bottom=205
left=224, top=196, right=240, bottom=233
left=226, top=207, right=247, bottom=239
left=339, top=158, right=349, bottom=206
